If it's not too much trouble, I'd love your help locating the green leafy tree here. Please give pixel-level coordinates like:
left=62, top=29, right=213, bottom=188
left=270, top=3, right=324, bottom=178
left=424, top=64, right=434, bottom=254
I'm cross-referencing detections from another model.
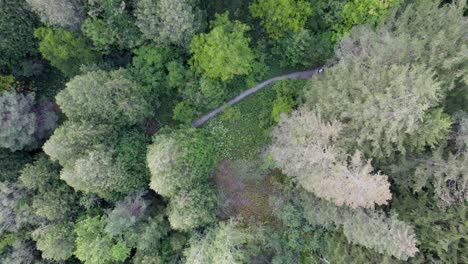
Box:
left=335, top=0, right=401, bottom=36
left=249, top=0, right=312, bottom=39
left=56, top=69, right=151, bottom=126
left=135, top=0, right=204, bottom=47
left=82, top=0, right=142, bottom=53
left=0, top=240, right=35, bottom=264
left=173, top=101, right=195, bottom=124
left=0, top=91, right=37, bottom=151
left=81, top=18, right=120, bottom=53
left=184, top=220, right=253, bottom=263
left=132, top=215, right=184, bottom=264
left=166, top=184, right=218, bottom=231
left=147, top=128, right=217, bottom=197
left=34, top=27, right=98, bottom=76
left=32, top=223, right=75, bottom=261
left=273, top=28, right=335, bottom=68
left=104, top=191, right=148, bottom=236
left=271, top=108, right=392, bottom=209
left=74, top=215, right=130, bottom=264
left=20, top=154, right=79, bottom=221
left=190, top=12, right=255, bottom=81
left=26, top=0, right=84, bottom=29
left=0, top=1, right=38, bottom=69
left=43, top=121, right=115, bottom=167
left=61, top=148, right=140, bottom=199
left=130, top=44, right=178, bottom=106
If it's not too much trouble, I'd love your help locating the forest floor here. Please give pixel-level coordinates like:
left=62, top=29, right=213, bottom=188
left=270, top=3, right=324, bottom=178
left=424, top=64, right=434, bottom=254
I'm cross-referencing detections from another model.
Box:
left=192, top=67, right=323, bottom=127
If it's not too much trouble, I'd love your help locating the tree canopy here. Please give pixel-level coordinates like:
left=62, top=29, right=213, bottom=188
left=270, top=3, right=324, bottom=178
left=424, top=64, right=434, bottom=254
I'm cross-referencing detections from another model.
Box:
left=190, top=13, right=255, bottom=81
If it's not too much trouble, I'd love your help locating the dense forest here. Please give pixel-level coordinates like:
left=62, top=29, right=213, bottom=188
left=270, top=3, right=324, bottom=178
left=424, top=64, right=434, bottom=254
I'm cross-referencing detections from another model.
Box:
left=0, top=0, right=467, bottom=263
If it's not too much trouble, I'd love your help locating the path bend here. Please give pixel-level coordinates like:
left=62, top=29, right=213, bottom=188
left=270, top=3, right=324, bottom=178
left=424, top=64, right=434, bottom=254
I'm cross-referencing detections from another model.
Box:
left=192, top=67, right=323, bottom=127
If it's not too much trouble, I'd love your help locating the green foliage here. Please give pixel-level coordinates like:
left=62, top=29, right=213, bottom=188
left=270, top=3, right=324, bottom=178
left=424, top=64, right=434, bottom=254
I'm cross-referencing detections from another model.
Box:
left=380, top=0, right=468, bottom=90
left=249, top=0, right=312, bottom=39
left=271, top=108, right=392, bottom=209
left=34, top=27, right=98, bottom=76
left=184, top=220, right=253, bottom=263
left=190, top=12, right=255, bottom=81
left=302, top=193, right=419, bottom=260
left=130, top=44, right=179, bottom=106
left=56, top=69, right=151, bottom=126
left=147, top=128, right=217, bottom=197
left=206, top=87, right=276, bottom=160
left=394, top=191, right=467, bottom=263
left=198, top=77, right=227, bottom=109
left=26, top=0, right=84, bottom=29
left=32, top=223, right=75, bottom=260
left=271, top=79, right=304, bottom=122
left=336, top=0, right=401, bottom=36
left=43, top=121, right=115, bottom=167
left=111, top=240, right=131, bottom=262
left=412, top=147, right=467, bottom=209
left=104, top=191, right=148, bottom=236
left=74, top=215, right=129, bottom=264
left=173, top=101, right=195, bottom=124
left=0, top=240, right=35, bottom=264
left=336, top=0, right=467, bottom=92
left=167, top=184, right=218, bottom=231
left=20, top=154, right=79, bottom=221
left=0, top=91, right=37, bottom=151
left=135, top=0, right=204, bottom=47
left=273, top=28, right=334, bottom=68
left=0, top=0, right=38, bottom=69
left=306, top=58, right=450, bottom=159
left=0, top=75, right=15, bottom=93
left=45, top=79, right=150, bottom=199
left=321, top=231, right=401, bottom=264
left=82, top=0, right=142, bottom=53
left=0, top=149, right=32, bottom=182
left=61, top=148, right=138, bottom=199
left=81, top=18, right=119, bottom=53
left=132, top=215, right=184, bottom=264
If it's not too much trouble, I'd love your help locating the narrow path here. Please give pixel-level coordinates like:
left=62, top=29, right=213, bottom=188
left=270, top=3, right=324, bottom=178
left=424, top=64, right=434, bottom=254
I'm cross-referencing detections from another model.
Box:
left=192, top=67, right=323, bottom=127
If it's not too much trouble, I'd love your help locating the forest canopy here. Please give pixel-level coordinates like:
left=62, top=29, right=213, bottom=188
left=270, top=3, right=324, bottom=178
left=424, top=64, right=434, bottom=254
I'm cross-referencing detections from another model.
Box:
left=0, top=0, right=466, bottom=263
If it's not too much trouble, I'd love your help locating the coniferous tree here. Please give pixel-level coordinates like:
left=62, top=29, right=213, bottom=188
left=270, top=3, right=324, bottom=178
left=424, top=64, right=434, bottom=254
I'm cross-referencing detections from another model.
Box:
left=271, top=108, right=391, bottom=209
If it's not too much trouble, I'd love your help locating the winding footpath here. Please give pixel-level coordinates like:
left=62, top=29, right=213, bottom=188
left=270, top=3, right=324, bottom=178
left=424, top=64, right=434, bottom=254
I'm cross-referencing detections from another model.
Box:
left=192, top=67, right=323, bottom=127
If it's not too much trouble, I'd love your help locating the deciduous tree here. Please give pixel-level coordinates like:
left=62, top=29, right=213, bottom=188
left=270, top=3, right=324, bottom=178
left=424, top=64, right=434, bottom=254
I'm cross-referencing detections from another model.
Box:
left=56, top=69, right=151, bottom=125
left=135, top=0, right=204, bottom=47
left=26, top=0, right=84, bottom=29
left=147, top=128, right=217, bottom=197
left=0, top=91, right=37, bottom=151
left=184, top=220, right=253, bottom=263
left=190, top=13, right=255, bottom=81
left=249, top=0, right=312, bottom=39
left=32, top=224, right=75, bottom=260
left=166, top=184, right=218, bottom=231
left=0, top=0, right=38, bottom=69
left=34, top=27, right=98, bottom=76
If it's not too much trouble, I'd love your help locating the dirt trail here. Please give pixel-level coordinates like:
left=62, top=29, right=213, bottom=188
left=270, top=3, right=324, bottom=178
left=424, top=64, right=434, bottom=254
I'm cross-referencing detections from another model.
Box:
left=192, top=67, right=323, bottom=127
